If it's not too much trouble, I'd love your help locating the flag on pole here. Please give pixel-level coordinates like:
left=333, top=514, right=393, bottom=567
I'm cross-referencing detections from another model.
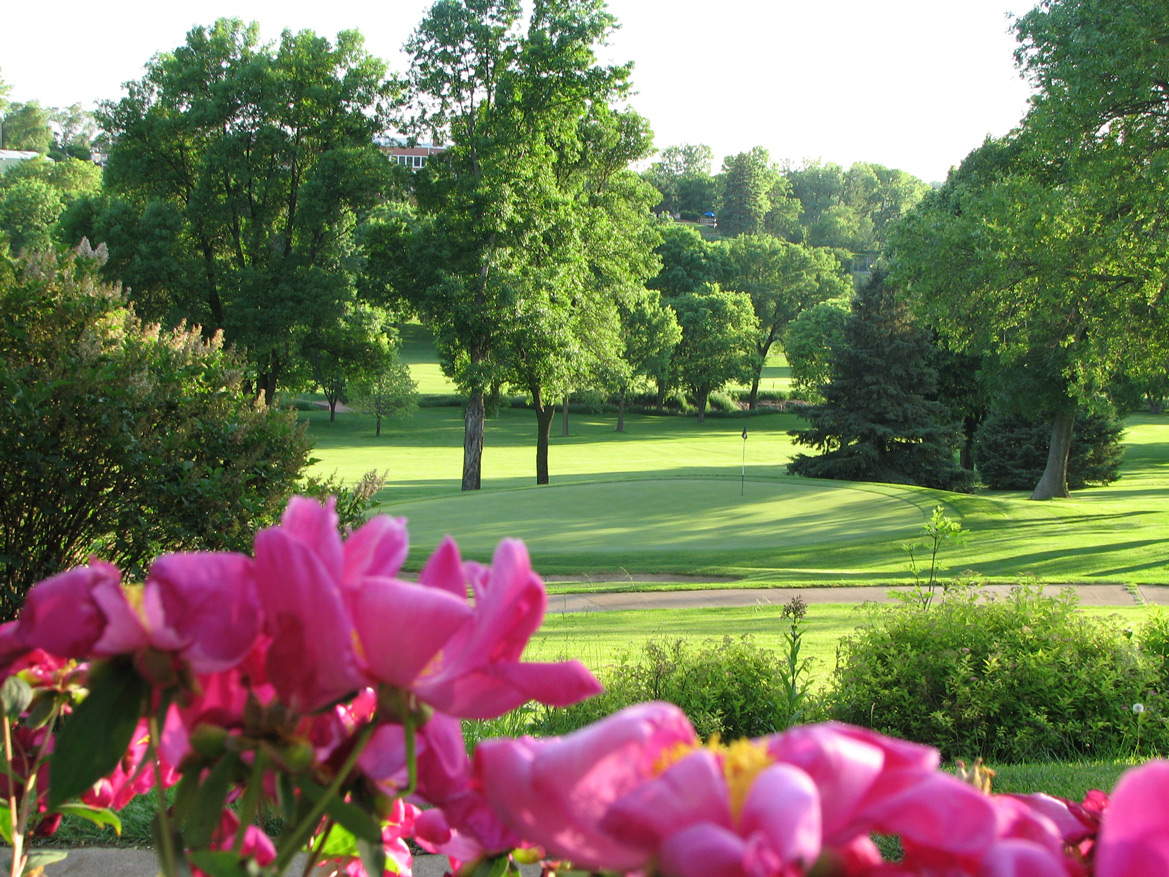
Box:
left=742, top=427, right=748, bottom=440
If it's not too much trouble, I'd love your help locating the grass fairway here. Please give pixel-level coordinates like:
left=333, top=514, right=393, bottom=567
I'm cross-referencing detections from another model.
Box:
left=307, top=397, right=1169, bottom=587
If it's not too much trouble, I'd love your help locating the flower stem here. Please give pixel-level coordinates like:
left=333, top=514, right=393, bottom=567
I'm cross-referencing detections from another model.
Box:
left=273, top=721, right=377, bottom=875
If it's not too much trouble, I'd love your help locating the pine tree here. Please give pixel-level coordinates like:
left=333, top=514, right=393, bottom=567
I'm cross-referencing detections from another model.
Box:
left=787, top=272, right=972, bottom=491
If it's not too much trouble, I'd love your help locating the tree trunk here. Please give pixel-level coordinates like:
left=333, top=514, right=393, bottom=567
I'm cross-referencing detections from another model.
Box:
left=533, top=388, right=555, bottom=485
left=748, top=374, right=761, bottom=411
left=257, top=372, right=278, bottom=407
left=375, top=415, right=382, bottom=437
left=656, top=379, right=667, bottom=411
left=329, top=399, right=338, bottom=422
left=696, top=388, right=709, bottom=424
left=617, top=393, right=626, bottom=433
left=561, top=395, right=570, bottom=437
left=462, top=390, right=485, bottom=491
left=1031, top=407, right=1076, bottom=500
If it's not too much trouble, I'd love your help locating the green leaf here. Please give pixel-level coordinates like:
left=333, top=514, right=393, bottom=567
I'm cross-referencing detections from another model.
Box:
left=358, top=834, right=388, bottom=876
left=24, top=691, right=59, bottom=730
left=56, top=803, right=123, bottom=836
left=317, top=822, right=359, bottom=859
left=296, top=779, right=382, bottom=844
left=187, top=850, right=249, bottom=877
left=23, top=850, right=68, bottom=872
left=0, top=802, right=13, bottom=845
left=47, top=660, right=148, bottom=810
left=170, top=768, right=202, bottom=825
left=183, top=753, right=239, bottom=849
left=1, top=676, right=32, bottom=718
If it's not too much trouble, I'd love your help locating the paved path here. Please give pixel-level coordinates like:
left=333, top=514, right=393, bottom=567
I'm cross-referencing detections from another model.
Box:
left=30, top=581, right=1158, bottom=876
left=545, top=582, right=1161, bottom=613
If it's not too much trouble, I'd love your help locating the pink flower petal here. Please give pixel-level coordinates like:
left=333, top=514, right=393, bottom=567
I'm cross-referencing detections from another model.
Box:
left=740, top=763, right=822, bottom=869
left=351, top=578, right=471, bottom=688
left=658, top=823, right=751, bottom=877
left=1097, top=760, right=1169, bottom=877
left=418, top=536, right=467, bottom=600
left=342, top=514, right=409, bottom=588
left=476, top=702, right=698, bottom=872
left=142, top=552, right=259, bottom=673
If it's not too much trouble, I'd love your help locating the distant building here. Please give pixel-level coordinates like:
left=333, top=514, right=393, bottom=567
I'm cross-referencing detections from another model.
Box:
left=0, top=150, right=41, bottom=174
left=379, top=142, right=446, bottom=170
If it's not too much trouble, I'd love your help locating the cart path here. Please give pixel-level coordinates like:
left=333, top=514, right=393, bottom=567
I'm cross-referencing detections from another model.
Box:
left=544, top=582, right=1161, bottom=613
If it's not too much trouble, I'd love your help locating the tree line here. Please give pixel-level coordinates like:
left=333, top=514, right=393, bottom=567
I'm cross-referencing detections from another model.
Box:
left=3, top=0, right=1164, bottom=504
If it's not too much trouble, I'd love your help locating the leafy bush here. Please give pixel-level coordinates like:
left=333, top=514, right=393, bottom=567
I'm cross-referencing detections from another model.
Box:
left=531, top=635, right=808, bottom=740
left=973, top=402, right=1125, bottom=490
left=824, top=581, right=1169, bottom=762
left=0, top=243, right=314, bottom=617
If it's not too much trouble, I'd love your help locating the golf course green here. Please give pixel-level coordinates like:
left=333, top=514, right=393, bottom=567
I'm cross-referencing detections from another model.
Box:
left=305, top=391, right=1169, bottom=589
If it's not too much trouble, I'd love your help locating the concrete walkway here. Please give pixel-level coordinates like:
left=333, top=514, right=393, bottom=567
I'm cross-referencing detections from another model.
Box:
left=30, top=581, right=1157, bottom=876
left=20, top=847, right=522, bottom=876
left=545, top=582, right=1157, bottom=613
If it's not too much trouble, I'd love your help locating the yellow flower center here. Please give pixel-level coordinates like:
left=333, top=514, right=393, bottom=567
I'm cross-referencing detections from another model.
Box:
left=655, top=736, right=775, bottom=823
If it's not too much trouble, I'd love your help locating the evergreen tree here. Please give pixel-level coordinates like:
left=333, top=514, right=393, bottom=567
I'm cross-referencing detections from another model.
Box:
left=974, top=401, right=1124, bottom=491
left=787, top=272, right=972, bottom=491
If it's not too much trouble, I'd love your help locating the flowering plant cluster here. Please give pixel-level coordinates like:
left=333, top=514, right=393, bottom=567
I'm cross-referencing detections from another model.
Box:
left=0, top=497, right=1166, bottom=877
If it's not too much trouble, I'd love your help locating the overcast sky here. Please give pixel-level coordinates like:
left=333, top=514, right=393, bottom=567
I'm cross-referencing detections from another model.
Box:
left=1, top=0, right=1037, bottom=183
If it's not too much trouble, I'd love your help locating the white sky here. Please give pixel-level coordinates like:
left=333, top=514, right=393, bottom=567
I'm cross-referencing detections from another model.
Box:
left=1, top=0, right=1037, bottom=184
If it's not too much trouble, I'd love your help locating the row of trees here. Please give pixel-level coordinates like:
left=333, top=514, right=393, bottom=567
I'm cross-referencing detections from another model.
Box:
left=643, top=144, right=932, bottom=257
left=774, top=0, right=1169, bottom=500
left=19, top=0, right=1155, bottom=503
left=4, top=1, right=924, bottom=493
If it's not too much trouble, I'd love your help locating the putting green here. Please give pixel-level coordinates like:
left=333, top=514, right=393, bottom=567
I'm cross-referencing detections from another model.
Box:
left=391, top=476, right=933, bottom=574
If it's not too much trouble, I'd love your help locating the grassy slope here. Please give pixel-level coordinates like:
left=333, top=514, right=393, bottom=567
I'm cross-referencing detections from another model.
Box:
left=307, top=399, right=1169, bottom=587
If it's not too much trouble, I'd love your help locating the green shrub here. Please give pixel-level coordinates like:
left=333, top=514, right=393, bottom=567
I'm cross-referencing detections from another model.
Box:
left=824, top=581, right=1169, bottom=762
left=973, top=402, right=1125, bottom=490
left=531, top=635, right=808, bottom=740
left=0, top=243, right=314, bottom=616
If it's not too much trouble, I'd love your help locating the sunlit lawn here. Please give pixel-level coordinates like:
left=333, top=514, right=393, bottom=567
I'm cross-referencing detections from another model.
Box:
left=307, top=399, right=1169, bottom=588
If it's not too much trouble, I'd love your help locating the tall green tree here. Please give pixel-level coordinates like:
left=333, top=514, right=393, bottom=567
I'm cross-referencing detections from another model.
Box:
left=891, top=0, right=1169, bottom=499
left=714, top=234, right=851, bottom=409
left=643, top=143, right=716, bottom=216
left=0, top=156, right=101, bottom=251
left=891, top=135, right=1168, bottom=498
left=717, top=146, right=781, bottom=238
left=393, top=0, right=656, bottom=488
left=302, top=302, right=401, bottom=421
left=0, top=102, right=52, bottom=153
left=668, top=284, right=758, bottom=423
left=96, top=19, right=398, bottom=404
left=614, top=287, right=680, bottom=431
left=787, top=272, right=970, bottom=491
left=783, top=296, right=852, bottom=400
left=648, top=221, right=723, bottom=298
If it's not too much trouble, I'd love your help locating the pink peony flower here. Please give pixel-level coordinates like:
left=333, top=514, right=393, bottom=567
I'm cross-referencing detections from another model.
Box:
left=16, top=562, right=146, bottom=659
left=476, top=701, right=702, bottom=872
left=477, top=706, right=1080, bottom=877
left=252, top=498, right=374, bottom=713
left=1095, top=759, right=1169, bottom=876
left=395, top=537, right=602, bottom=719
left=255, top=497, right=600, bottom=720
left=14, top=550, right=261, bottom=683
left=141, top=552, right=261, bottom=674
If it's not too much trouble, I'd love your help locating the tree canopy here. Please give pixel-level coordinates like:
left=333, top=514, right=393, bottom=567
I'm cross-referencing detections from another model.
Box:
left=390, top=0, right=658, bottom=488
left=890, top=0, right=1169, bottom=500
left=787, top=272, right=970, bottom=492
left=94, top=18, right=400, bottom=403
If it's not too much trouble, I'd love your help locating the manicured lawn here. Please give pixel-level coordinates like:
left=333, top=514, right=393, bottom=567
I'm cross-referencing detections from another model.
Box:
left=307, top=401, right=1169, bottom=588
